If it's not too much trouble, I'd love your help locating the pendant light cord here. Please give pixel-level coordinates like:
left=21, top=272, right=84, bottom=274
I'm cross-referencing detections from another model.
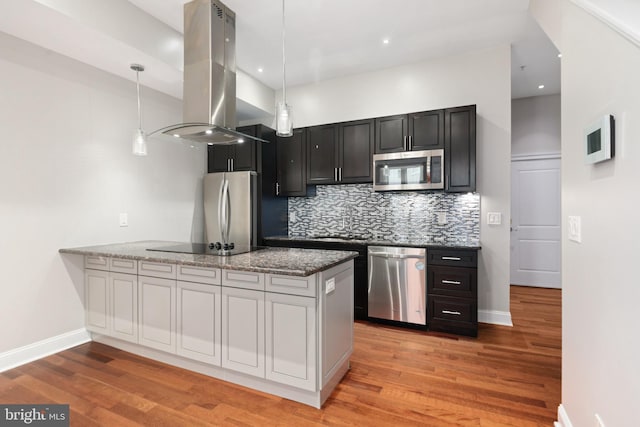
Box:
left=135, top=69, right=142, bottom=130
left=281, top=0, right=286, bottom=104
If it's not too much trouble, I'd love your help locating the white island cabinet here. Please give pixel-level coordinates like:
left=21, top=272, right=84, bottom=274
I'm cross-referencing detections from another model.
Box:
left=64, top=242, right=356, bottom=409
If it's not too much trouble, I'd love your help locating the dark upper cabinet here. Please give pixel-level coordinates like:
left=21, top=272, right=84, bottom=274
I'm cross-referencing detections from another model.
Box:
left=339, top=119, right=375, bottom=183
left=445, top=105, right=476, bottom=193
left=409, top=110, right=444, bottom=150
left=306, top=124, right=339, bottom=184
left=306, top=119, right=374, bottom=185
left=375, top=114, right=408, bottom=153
left=276, top=128, right=309, bottom=196
left=207, top=125, right=258, bottom=173
left=375, top=110, right=444, bottom=154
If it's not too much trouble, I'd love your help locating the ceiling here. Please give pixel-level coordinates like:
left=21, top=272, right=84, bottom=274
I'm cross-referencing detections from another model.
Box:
left=0, top=0, right=561, bottom=120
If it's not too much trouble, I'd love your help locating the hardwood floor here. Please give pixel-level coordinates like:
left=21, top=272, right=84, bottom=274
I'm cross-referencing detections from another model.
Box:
left=0, top=286, right=561, bottom=426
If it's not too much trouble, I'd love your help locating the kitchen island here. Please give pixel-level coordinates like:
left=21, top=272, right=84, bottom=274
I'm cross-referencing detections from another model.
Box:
left=60, top=241, right=357, bottom=408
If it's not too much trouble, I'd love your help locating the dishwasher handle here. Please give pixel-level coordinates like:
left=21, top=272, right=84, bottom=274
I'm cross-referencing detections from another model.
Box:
left=369, top=252, right=425, bottom=260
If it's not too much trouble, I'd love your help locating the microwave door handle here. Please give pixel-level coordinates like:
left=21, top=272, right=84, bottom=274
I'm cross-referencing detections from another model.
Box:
left=426, top=155, right=431, bottom=183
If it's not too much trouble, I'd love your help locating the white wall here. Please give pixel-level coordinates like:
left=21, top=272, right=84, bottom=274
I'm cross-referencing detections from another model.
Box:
left=512, top=94, right=561, bottom=157
left=0, top=31, right=205, bottom=355
left=283, top=46, right=513, bottom=322
left=532, top=1, right=640, bottom=425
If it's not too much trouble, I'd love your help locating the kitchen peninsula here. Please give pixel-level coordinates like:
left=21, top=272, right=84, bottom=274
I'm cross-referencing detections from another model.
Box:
left=59, top=241, right=357, bottom=408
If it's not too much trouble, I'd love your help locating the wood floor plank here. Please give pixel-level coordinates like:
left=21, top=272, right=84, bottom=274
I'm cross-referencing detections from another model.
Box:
left=0, top=285, right=560, bottom=426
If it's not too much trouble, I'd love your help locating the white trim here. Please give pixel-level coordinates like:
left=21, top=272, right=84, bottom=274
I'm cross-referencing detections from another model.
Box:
left=571, top=0, right=640, bottom=49
left=555, top=404, right=574, bottom=427
left=478, top=309, right=513, bottom=326
left=0, top=328, right=91, bottom=373
left=512, top=152, right=561, bottom=161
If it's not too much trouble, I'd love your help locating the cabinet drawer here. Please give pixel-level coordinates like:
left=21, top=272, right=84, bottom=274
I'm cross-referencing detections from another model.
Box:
left=177, top=265, right=221, bottom=285
left=428, top=266, right=476, bottom=298
left=427, top=249, right=477, bottom=267
left=266, top=274, right=316, bottom=297
left=85, top=255, right=109, bottom=271
left=110, top=258, right=138, bottom=274
left=222, top=269, right=265, bottom=291
left=429, top=295, right=476, bottom=324
left=138, top=261, right=176, bottom=279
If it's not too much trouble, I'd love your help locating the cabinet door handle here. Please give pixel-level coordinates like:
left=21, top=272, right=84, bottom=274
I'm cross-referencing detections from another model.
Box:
left=442, top=310, right=461, bottom=316
left=442, top=280, right=461, bottom=285
left=442, top=256, right=461, bottom=261
left=409, top=135, right=413, bottom=151
left=231, top=158, right=234, bottom=171
left=404, top=136, right=408, bottom=151
left=275, top=182, right=280, bottom=195
left=338, top=167, right=342, bottom=181
left=334, top=167, right=338, bottom=181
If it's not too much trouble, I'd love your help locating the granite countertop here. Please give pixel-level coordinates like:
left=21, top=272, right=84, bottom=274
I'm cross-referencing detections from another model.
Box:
left=264, top=235, right=481, bottom=250
left=59, top=241, right=358, bottom=277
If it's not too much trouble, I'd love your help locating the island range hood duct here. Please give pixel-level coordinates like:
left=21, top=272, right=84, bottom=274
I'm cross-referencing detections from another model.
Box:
left=150, top=0, right=266, bottom=145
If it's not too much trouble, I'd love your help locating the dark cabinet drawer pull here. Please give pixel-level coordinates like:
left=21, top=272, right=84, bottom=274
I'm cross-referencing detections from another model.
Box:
left=442, top=279, right=461, bottom=285
left=442, top=256, right=461, bottom=261
left=442, top=310, right=461, bottom=316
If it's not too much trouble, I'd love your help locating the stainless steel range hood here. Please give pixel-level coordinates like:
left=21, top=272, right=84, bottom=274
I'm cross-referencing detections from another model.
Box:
left=150, top=0, right=266, bottom=145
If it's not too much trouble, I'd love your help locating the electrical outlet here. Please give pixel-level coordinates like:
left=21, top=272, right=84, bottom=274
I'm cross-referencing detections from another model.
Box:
left=595, top=414, right=605, bottom=427
left=568, top=216, right=582, bottom=243
left=325, top=278, right=335, bottom=294
left=436, top=212, right=447, bottom=225
left=487, top=212, right=502, bottom=225
left=119, top=213, right=128, bottom=227
left=290, top=212, right=296, bottom=222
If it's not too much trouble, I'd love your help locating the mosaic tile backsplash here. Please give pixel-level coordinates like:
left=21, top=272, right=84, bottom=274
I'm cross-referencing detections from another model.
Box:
left=288, top=184, right=480, bottom=245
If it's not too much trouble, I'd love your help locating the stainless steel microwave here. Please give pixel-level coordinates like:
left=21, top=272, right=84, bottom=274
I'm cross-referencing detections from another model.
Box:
left=373, top=149, right=444, bottom=191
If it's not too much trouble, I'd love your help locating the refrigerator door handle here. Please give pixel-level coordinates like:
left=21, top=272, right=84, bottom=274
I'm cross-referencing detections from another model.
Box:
left=219, top=178, right=231, bottom=243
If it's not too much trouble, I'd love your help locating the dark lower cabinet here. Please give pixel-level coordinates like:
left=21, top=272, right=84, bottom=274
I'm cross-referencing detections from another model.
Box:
left=427, top=248, right=478, bottom=337
left=445, top=105, right=476, bottom=192
left=263, top=238, right=368, bottom=320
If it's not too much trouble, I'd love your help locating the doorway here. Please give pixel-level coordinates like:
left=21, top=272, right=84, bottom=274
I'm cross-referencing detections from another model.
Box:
left=510, top=156, right=561, bottom=288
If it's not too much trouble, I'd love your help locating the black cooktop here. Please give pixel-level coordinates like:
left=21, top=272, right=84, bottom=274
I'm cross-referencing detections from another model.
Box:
left=147, top=243, right=265, bottom=257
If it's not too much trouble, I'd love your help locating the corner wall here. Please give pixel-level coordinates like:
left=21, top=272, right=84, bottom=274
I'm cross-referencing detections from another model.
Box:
left=532, top=1, right=640, bottom=425
left=283, top=46, right=512, bottom=323
left=0, top=31, right=205, bottom=355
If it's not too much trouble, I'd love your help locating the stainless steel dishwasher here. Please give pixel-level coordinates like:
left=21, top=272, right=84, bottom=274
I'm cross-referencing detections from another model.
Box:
left=368, top=246, right=427, bottom=326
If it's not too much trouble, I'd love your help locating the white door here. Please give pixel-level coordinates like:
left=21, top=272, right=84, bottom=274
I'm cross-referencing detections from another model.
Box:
left=177, top=281, right=222, bottom=366
left=510, top=158, right=561, bottom=288
left=221, top=286, right=265, bottom=378
left=265, top=292, right=317, bottom=391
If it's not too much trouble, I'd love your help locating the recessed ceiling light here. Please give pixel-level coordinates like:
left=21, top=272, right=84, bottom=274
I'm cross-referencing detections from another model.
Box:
left=173, top=134, right=180, bottom=138
left=538, top=84, right=545, bottom=89
left=258, top=67, right=263, bottom=73
left=557, top=53, right=562, bottom=58
left=205, top=129, right=213, bottom=135
left=383, top=38, right=390, bottom=45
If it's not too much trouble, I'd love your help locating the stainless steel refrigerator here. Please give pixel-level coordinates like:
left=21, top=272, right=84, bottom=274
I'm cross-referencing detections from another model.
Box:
left=203, top=171, right=258, bottom=249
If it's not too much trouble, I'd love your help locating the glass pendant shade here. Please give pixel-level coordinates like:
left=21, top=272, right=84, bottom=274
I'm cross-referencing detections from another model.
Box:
left=276, top=101, right=293, bottom=137
left=132, top=128, right=147, bottom=156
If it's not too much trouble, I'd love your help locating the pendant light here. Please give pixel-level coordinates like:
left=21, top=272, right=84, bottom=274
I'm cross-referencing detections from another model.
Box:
left=276, top=0, right=293, bottom=137
left=131, top=63, right=147, bottom=156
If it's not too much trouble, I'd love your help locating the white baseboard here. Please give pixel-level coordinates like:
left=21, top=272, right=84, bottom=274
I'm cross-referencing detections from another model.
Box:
left=555, top=404, right=574, bottom=427
left=478, top=309, right=513, bottom=326
left=0, top=328, right=91, bottom=373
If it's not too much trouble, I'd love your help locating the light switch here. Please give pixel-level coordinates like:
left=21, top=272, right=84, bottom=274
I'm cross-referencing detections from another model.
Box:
left=487, top=212, right=502, bottom=225
left=568, top=216, right=582, bottom=243
left=119, top=213, right=128, bottom=227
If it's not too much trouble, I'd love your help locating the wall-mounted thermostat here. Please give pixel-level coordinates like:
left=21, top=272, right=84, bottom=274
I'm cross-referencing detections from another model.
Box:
left=585, top=114, right=615, bottom=164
